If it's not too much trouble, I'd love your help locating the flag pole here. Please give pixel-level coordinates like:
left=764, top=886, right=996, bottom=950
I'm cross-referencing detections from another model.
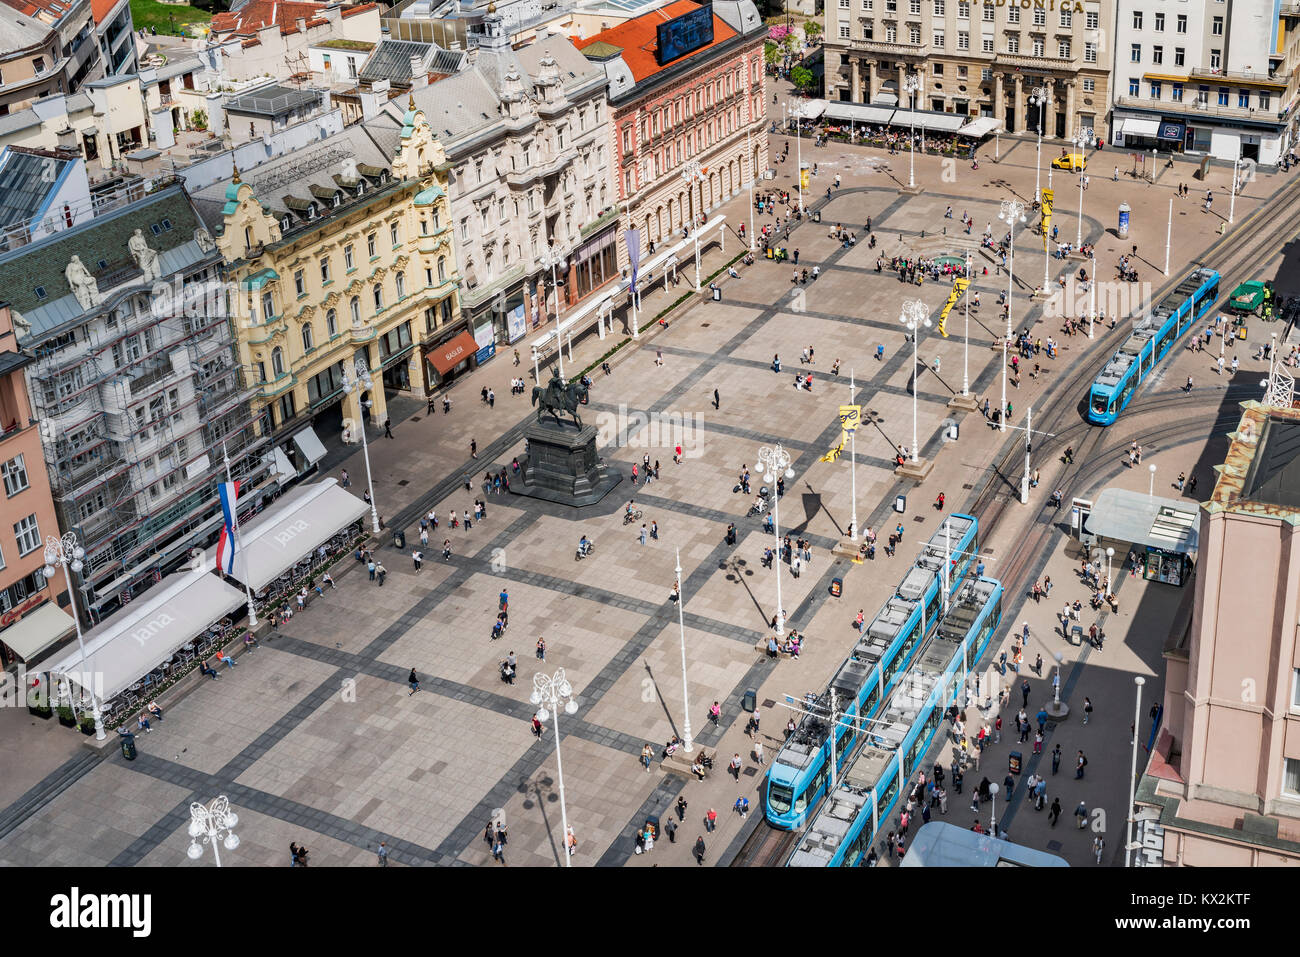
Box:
left=222, top=441, right=258, bottom=628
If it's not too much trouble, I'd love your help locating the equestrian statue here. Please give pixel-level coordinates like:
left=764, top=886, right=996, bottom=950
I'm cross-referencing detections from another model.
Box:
left=531, top=368, right=588, bottom=429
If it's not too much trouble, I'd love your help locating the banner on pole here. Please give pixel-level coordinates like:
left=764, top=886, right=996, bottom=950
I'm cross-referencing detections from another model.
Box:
left=937, top=277, right=970, bottom=337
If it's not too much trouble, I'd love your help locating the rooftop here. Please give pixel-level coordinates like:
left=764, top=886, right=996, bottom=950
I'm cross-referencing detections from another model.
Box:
left=211, top=0, right=326, bottom=37
left=1207, top=401, right=1300, bottom=520
left=314, top=37, right=376, bottom=51
left=0, top=147, right=75, bottom=235
left=358, top=38, right=465, bottom=84
left=224, top=84, right=323, bottom=117
left=574, top=0, right=736, bottom=83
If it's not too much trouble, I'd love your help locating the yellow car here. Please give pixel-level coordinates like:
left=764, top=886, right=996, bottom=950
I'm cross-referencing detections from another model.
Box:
left=1052, top=152, right=1087, bottom=172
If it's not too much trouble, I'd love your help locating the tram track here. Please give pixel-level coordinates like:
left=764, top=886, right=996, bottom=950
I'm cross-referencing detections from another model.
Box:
left=733, top=173, right=1300, bottom=868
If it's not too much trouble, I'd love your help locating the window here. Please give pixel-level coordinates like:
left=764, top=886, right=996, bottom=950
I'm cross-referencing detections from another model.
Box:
left=932, top=0, right=943, bottom=13
left=1032, top=6, right=1044, bottom=25
left=1174, top=47, right=1185, bottom=67
left=1082, top=77, right=1095, bottom=92
left=271, top=346, right=285, bottom=376
left=982, top=37, right=993, bottom=52
left=1086, top=10, right=1098, bottom=29
left=474, top=160, right=483, bottom=182
left=1176, top=14, right=1186, bottom=32
left=1129, top=78, right=1140, bottom=96
left=2, top=454, right=28, bottom=496
left=1152, top=45, right=1163, bottom=64
left=1085, top=41, right=1097, bottom=63
left=885, top=0, right=896, bottom=9
left=13, top=514, right=39, bottom=556
left=957, top=64, right=967, bottom=77
left=320, top=256, right=330, bottom=282
left=1171, top=82, right=1182, bottom=102
left=1239, top=90, right=1250, bottom=108
left=350, top=296, right=361, bottom=326
left=909, top=25, right=921, bottom=43
left=1294, top=669, right=1300, bottom=709
left=326, top=309, right=338, bottom=338
left=1212, top=16, right=1223, bottom=35
left=885, top=25, right=897, bottom=42
left=367, top=233, right=376, bottom=258
left=1058, top=39, right=1070, bottom=58
left=1006, top=34, right=1019, bottom=53
left=909, top=0, right=919, bottom=13
left=390, top=222, right=400, bottom=246
left=395, top=271, right=406, bottom=298
left=933, top=62, right=943, bottom=75
left=1005, top=5, right=1016, bottom=22
left=1286, top=758, right=1300, bottom=797
left=1218, top=87, right=1229, bottom=106
left=1059, top=8, right=1071, bottom=27
left=1132, top=11, right=1142, bottom=29
left=838, top=0, right=848, bottom=6
left=1032, top=37, right=1044, bottom=56
left=933, top=31, right=944, bottom=47
left=958, top=31, right=969, bottom=49
left=1154, top=12, right=1164, bottom=31
left=840, top=24, right=850, bottom=37
left=294, top=269, right=305, bottom=297
left=957, top=0, right=968, bottom=17
left=1210, top=49, right=1221, bottom=69
left=302, top=323, right=314, bottom=351
left=1150, top=81, right=1162, bottom=98
left=261, top=291, right=275, bottom=321
left=344, top=244, right=355, bottom=270
left=372, top=284, right=384, bottom=311
left=437, top=257, right=447, bottom=282
left=982, top=2, right=993, bottom=19
left=1131, top=43, right=1141, bottom=62
left=1261, top=91, right=1271, bottom=110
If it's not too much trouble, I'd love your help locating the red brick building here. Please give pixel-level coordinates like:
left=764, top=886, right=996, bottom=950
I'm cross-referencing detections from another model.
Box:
left=576, top=0, right=768, bottom=272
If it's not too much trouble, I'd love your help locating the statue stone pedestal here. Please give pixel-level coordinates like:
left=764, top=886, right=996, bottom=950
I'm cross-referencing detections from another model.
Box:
left=510, top=421, right=622, bottom=507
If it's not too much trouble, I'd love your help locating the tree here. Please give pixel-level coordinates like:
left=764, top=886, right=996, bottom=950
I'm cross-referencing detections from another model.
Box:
left=764, top=41, right=780, bottom=67
left=790, top=66, right=815, bottom=95
left=804, top=19, right=823, bottom=41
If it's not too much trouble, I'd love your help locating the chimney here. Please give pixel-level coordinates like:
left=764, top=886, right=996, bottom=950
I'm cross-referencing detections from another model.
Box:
left=410, top=54, right=424, bottom=86
left=55, top=126, right=77, bottom=150
left=295, top=16, right=306, bottom=33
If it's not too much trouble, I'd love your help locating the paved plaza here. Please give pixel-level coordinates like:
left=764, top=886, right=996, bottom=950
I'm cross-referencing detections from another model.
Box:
left=0, top=112, right=1292, bottom=867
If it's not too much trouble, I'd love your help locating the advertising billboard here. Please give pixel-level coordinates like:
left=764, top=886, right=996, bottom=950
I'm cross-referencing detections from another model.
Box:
left=656, top=4, right=714, bottom=65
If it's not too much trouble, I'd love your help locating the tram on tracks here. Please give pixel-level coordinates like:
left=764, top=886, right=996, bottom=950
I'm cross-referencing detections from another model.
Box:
left=1086, top=267, right=1220, bottom=425
left=785, top=576, right=1004, bottom=867
left=763, top=514, right=979, bottom=829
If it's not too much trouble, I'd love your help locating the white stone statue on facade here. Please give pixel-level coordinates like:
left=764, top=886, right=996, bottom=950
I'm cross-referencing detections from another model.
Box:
left=194, top=227, right=215, bottom=252
left=9, top=309, right=31, bottom=341
left=129, top=228, right=162, bottom=281
left=64, top=255, right=102, bottom=310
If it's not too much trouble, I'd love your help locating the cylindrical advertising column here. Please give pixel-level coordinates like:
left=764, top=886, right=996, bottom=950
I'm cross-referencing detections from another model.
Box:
left=1117, top=202, right=1131, bottom=239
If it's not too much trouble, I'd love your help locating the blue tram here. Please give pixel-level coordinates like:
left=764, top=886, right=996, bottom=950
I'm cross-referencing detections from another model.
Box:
left=1086, top=267, right=1220, bottom=425
left=786, top=576, right=1004, bottom=867
left=764, top=514, right=979, bottom=829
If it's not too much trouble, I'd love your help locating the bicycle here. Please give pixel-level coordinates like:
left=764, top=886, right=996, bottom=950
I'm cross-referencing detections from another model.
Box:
left=622, top=509, right=643, bottom=525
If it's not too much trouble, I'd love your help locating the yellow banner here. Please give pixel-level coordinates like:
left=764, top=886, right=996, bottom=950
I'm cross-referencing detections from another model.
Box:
left=800, top=168, right=810, bottom=190
left=821, top=405, right=862, bottom=462
left=820, top=439, right=844, bottom=463
left=1040, top=188, right=1054, bottom=250
left=937, top=277, right=970, bottom=338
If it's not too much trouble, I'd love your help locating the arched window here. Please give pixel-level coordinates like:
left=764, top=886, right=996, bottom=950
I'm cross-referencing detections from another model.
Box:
left=326, top=308, right=337, bottom=338
left=271, top=346, right=285, bottom=376
left=372, top=283, right=383, bottom=311
left=395, top=271, right=406, bottom=298
left=437, top=256, right=447, bottom=282
left=349, top=296, right=360, bottom=326
left=301, top=322, right=314, bottom=351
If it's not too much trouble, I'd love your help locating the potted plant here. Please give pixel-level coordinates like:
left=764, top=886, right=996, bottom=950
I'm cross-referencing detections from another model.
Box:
left=27, top=688, right=52, bottom=719
left=56, top=704, right=77, bottom=728
left=78, top=713, right=96, bottom=736
left=191, top=108, right=208, bottom=132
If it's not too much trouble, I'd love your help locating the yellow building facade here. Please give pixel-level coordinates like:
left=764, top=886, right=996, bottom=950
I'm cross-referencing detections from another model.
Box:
left=206, top=105, right=461, bottom=469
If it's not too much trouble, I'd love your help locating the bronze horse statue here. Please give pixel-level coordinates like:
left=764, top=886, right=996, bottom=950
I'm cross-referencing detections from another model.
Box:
left=531, top=371, right=588, bottom=429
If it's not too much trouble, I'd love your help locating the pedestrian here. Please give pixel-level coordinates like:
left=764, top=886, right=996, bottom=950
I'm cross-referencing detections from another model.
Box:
left=341, top=468, right=350, bottom=489
left=676, top=795, right=688, bottom=821
left=215, top=649, right=237, bottom=669
left=1051, top=743, right=1061, bottom=775
left=664, top=818, right=677, bottom=843
left=531, top=713, right=543, bottom=738
left=1021, top=678, right=1031, bottom=707
left=408, top=668, right=420, bottom=695
left=376, top=562, right=386, bottom=586
left=639, top=524, right=648, bottom=545
left=1033, top=729, right=1043, bottom=754
left=713, top=387, right=720, bottom=409
left=1075, top=800, right=1088, bottom=829
left=377, top=842, right=389, bottom=866
left=730, top=752, right=743, bottom=780
left=1083, top=696, right=1093, bottom=724
left=1093, top=835, right=1105, bottom=863
left=412, top=549, right=423, bottom=571
left=1076, top=750, right=1088, bottom=779
left=753, top=740, right=764, bottom=765
left=650, top=520, right=659, bottom=540
left=492, top=839, right=506, bottom=864
left=1048, top=797, right=1062, bottom=826
left=706, top=807, right=717, bottom=832
left=384, top=418, right=393, bottom=439
left=641, top=743, right=654, bottom=772
left=693, top=835, right=706, bottom=864
left=471, top=438, right=478, bottom=458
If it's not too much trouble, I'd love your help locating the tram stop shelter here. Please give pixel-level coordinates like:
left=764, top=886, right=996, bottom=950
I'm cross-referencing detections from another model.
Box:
left=202, top=478, right=368, bottom=591
left=1081, top=487, right=1200, bottom=587
left=902, top=822, right=1069, bottom=866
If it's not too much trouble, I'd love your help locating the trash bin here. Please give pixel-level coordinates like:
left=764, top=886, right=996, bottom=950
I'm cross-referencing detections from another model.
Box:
left=829, top=577, right=843, bottom=598
left=393, top=529, right=406, bottom=550
left=711, top=286, right=721, bottom=301
left=1008, top=750, right=1022, bottom=774
left=947, top=422, right=959, bottom=440
left=1069, top=625, right=1084, bottom=646
left=120, top=734, right=137, bottom=761
left=741, top=688, right=757, bottom=713
left=894, top=494, right=907, bottom=513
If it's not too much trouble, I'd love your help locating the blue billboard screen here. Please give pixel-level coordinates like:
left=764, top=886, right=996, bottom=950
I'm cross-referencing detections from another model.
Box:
left=656, top=4, right=714, bottom=65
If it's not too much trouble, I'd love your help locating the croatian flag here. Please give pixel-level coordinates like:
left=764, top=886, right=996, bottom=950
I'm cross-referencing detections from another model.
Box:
left=216, top=480, right=240, bottom=574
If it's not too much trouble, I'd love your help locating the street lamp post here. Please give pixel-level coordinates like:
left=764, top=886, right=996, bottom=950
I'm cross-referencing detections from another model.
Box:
left=998, top=199, right=1027, bottom=431
left=1029, top=86, right=1048, bottom=202
left=187, top=795, right=240, bottom=866
left=674, top=549, right=694, bottom=753
left=1105, top=546, right=1114, bottom=587
left=962, top=252, right=972, bottom=397
left=680, top=161, right=704, bottom=290
left=43, top=532, right=103, bottom=741
left=757, top=443, right=795, bottom=637
left=1164, top=197, right=1172, bottom=276
left=899, top=299, right=930, bottom=461
left=1148, top=463, right=1157, bottom=500
left=904, top=74, right=921, bottom=190
left=341, top=358, right=382, bottom=534
left=530, top=669, right=580, bottom=867
left=1088, top=247, right=1097, bottom=339
left=540, top=240, right=570, bottom=373
left=1229, top=154, right=1240, bottom=225
left=989, top=781, right=1000, bottom=836
left=849, top=372, right=858, bottom=539
left=1125, top=676, right=1147, bottom=867
left=1073, top=127, right=1095, bottom=247
left=745, top=127, right=757, bottom=251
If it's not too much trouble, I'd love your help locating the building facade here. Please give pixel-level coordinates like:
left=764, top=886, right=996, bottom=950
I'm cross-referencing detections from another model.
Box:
left=822, top=0, right=1114, bottom=139
left=1110, top=0, right=1299, bottom=163
left=370, top=16, right=616, bottom=364
left=1138, top=399, right=1300, bottom=864
left=202, top=111, right=460, bottom=469
left=579, top=0, right=768, bottom=272
left=0, top=182, right=266, bottom=620
left=0, top=301, right=72, bottom=667
left=93, top=0, right=136, bottom=76
left=0, top=0, right=104, bottom=113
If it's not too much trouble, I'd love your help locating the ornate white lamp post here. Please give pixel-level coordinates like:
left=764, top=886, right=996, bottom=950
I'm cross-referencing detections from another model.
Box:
left=44, top=531, right=103, bottom=741
left=899, top=299, right=930, bottom=462
left=757, top=444, right=795, bottom=636
left=903, top=74, right=922, bottom=190
left=1125, top=676, right=1146, bottom=867
left=187, top=795, right=240, bottom=866
left=1028, top=86, right=1049, bottom=201
left=998, top=198, right=1027, bottom=432
left=1073, top=127, right=1095, bottom=247
left=341, top=358, right=382, bottom=533
left=680, top=160, right=705, bottom=290
left=530, top=669, right=579, bottom=867
left=674, top=549, right=693, bottom=753
left=540, top=240, right=570, bottom=373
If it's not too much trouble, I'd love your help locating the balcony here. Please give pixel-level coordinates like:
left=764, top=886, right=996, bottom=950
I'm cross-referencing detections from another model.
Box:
left=1188, top=67, right=1286, bottom=88
left=993, top=52, right=1075, bottom=71
left=128, top=354, right=178, bottom=395
left=1116, top=94, right=1288, bottom=125
left=850, top=38, right=929, bottom=58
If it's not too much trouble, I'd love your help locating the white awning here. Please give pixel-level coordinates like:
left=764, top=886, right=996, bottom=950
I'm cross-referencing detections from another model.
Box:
left=271, top=446, right=296, bottom=482
left=203, top=478, right=366, bottom=591
left=292, top=425, right=327, bottom=465
left=43, top=571, right=246, bottom=701
left=892, top=110, right=966, bottom=132
left=874, top=92, right=899, bottom=106
left=1116, top=115, right=1161, bottom=138
left=793, top=98, right=827, bottom=120
left=824, top=102, right=896, bottom=125
left=0, top=601, right=74, bottom=662
left=958, top=116, right=1001, bottom=138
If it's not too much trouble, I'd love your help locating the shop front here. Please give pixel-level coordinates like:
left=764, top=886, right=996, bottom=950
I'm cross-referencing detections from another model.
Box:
left=425, top=328, right=479, bottom=389
left=573, top=226, right=620, bottom=301
left=379, top=320, right=416, bottom=392
left=1143, top=545, right=1192, bottom=587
